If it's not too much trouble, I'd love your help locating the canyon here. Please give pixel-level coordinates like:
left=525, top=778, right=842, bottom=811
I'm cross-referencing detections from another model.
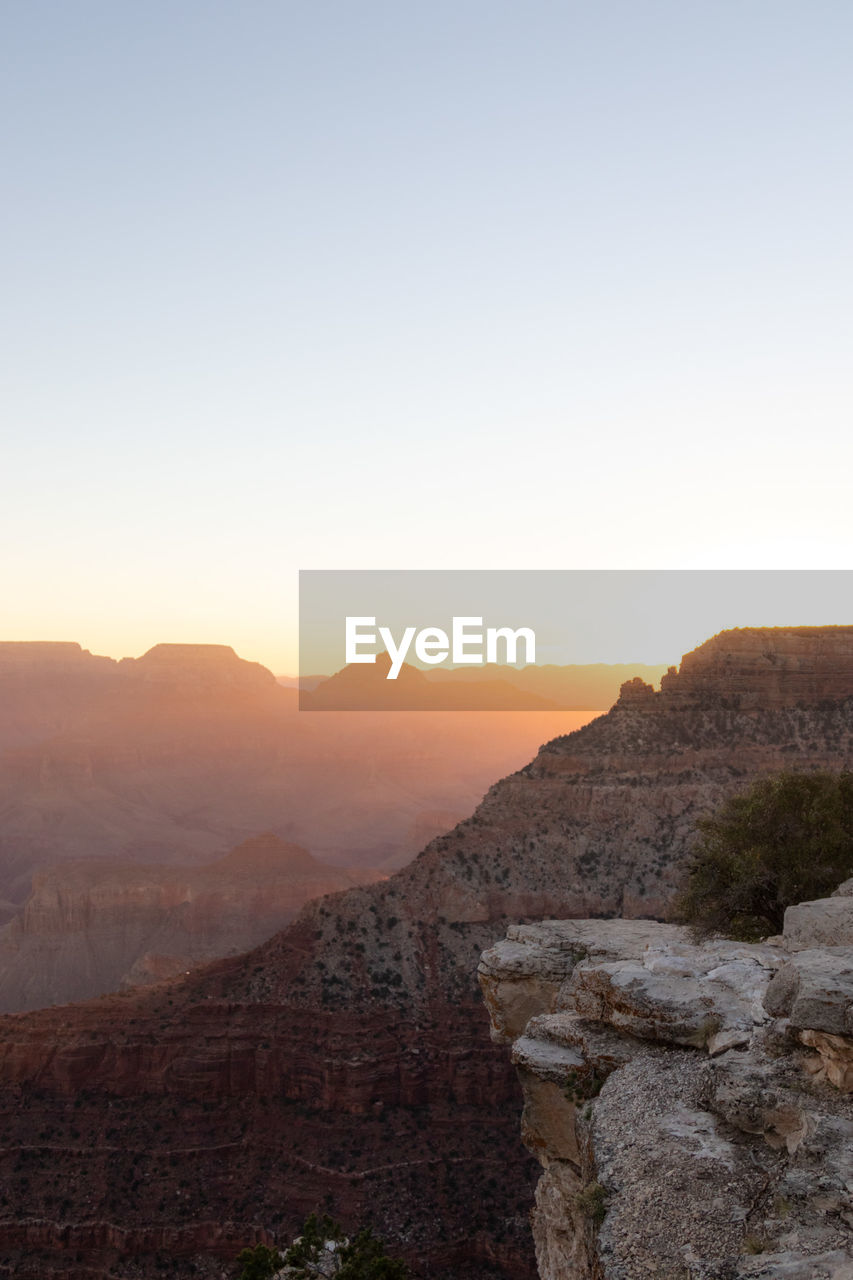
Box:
left=0, top=640, right=609, bottom=908
left=0, top=640, right=623, bottom=1010
left=0, top=627, right=850, bottom=1278
left=0, top=833, right=383, bottom=1012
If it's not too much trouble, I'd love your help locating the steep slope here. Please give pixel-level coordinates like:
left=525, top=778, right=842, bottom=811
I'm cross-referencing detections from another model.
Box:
left=0, top=834, right=383, bottom=1012
left=0, top=627, right=851, bottom=1279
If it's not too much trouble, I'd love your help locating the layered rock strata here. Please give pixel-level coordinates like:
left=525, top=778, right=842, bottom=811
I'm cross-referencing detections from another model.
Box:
left=0, top=628, right=851, bottom=1277
left=0, top=833, right=383, bottom=1012
left=480, top=906, right=853, bottom=1279
left=658, top=627, right=853, bottom=708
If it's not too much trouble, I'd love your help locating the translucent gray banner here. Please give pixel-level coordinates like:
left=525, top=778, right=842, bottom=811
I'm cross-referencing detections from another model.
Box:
left=298, top=570, right=852, bottom=711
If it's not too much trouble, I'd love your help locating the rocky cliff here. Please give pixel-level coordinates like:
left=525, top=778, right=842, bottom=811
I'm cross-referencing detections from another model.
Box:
left=658, top=627, right=853, bottom=708
left=0, top=627, right=850, bottom=1278
left=0, top=834, right=383, bottom=1012
left=479, top=886, right=853, bottom=1279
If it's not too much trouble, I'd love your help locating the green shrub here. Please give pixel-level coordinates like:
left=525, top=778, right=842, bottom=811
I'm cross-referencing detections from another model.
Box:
left=575, top=1181, right=607, bottom=1226
left=675, top=771, right=853, bottom=940
left=283, top=1212, right=343, bottom=1268
left=281, top=1214, right=407, bottom=1279
left=337, top=1227, right=408, bottom=1279
left=236, top=1243, right=283, bottom=1280
left=562, top=1066, right=604, bottom=1104
left=742, top=1233, right=771, bottom=1255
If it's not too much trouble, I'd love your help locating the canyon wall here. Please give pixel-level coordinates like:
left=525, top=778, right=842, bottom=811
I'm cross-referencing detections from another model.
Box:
left=0, top=833, right=383, bottom=1012
left=479, top=892, right=853, bottom=1279
left=0, top=641, right=590, bottom=903
left=0, top=628, right=850, bottom=1277
left=659, top=626, right=853, bottom=708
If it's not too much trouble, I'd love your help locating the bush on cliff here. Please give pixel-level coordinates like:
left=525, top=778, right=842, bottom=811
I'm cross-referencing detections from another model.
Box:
left=248, top=1213, right=408, bottom=1279
left=676, top=770, right=853, bottom=940
left=236, top=1243, right=283, bottom=1280
left=336, top=1227, right=409, bottom=1279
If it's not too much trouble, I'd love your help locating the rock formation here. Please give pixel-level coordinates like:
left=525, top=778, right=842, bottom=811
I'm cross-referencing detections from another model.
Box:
left=0, top=834, right=383, bottom=1013
left=658, top=627, right=853, bottom=708
left=301, top=656, right=561, bottom=711
left=426, top=664, right=670, bottom=710
left=118, top=643, right=277, bottom=689
left=0, top=627, right=850, bottom=1278
left=0, top=640, right=585, bottom=900
left=479, top=893, right=853, bottom=1279
left=301, top=658, right=669, bottom=711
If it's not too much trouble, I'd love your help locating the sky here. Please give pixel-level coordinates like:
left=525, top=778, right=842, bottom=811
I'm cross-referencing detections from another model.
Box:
left=2, top=2, right=852, bottom=673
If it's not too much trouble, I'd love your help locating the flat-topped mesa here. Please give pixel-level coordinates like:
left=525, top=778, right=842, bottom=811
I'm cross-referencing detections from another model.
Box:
left=118, top=643, right=276, bottom=689
left=0, top=642, right=115, bottom=675
left=618, top=626, right=853, bottom=710
left=0, top=642, right=277, bottom=689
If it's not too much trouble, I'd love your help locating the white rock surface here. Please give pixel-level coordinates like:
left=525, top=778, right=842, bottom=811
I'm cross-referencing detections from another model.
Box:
left=784, top=897, right=853, bottom=951
left=480, top=911, right=853, bottom=1280
left=765, top=948, right=853, bottom=1036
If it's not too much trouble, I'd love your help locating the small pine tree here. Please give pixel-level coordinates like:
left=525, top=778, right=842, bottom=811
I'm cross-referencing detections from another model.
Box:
left=283, top=1213, right=344, bottom=1270
left=337, top=1228, right=408, bottom=1280
left=236, top=1243, right=284, bottom=1280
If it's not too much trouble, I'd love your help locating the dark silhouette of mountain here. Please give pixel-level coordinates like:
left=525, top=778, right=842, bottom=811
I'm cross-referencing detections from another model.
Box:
left=276, top=674, right=329, bottom=690
left=425, top=660, right=670, bottom=707
left=301, top=653, right=561, bottom=710
left=0, top=641, right=593, bottom=903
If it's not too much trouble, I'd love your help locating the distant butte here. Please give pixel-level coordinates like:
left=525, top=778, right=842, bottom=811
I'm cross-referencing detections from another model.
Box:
left=0, top=627, right=851, bottom=1277
left=0, top=832, right=382, bottom=1012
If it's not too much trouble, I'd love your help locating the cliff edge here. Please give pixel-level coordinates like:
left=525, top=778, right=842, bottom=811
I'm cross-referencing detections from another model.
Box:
left=0, top=626, right=852, bottom=1277
left=658, top=626, right=853, bottom=708
left=479, top=890, right=853, bottom=1279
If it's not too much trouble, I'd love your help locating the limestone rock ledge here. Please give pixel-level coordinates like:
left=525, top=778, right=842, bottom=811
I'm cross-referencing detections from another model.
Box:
left=479, top=913, right=853, bottom=1280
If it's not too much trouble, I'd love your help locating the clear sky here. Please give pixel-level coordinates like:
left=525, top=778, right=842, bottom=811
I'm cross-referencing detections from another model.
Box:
left=2, top=2, right=852, bottom=672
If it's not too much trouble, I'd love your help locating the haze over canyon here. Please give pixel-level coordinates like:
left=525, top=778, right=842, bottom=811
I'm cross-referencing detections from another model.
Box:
left=0, top=643, right=662, bottom=1009
left=0, top=627, right=850, bottom=1278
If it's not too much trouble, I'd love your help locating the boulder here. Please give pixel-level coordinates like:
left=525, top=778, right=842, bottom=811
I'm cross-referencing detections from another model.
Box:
left=478, top=918, right=683, bottom=1043
left=764, top=948, right=853, bottom=1036
left=783, top=896, right=853, bottom=950
left=563, top=938, right=782, bottom=1054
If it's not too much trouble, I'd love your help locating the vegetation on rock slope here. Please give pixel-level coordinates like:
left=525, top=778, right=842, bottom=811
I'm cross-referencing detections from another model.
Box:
left=676, top=770, right=853, bottom=939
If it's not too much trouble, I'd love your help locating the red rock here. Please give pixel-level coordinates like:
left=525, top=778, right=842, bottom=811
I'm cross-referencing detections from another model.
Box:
left=0, top=833, right=383, bottom=1012
left=0, top=627, right=851, bottom=1277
